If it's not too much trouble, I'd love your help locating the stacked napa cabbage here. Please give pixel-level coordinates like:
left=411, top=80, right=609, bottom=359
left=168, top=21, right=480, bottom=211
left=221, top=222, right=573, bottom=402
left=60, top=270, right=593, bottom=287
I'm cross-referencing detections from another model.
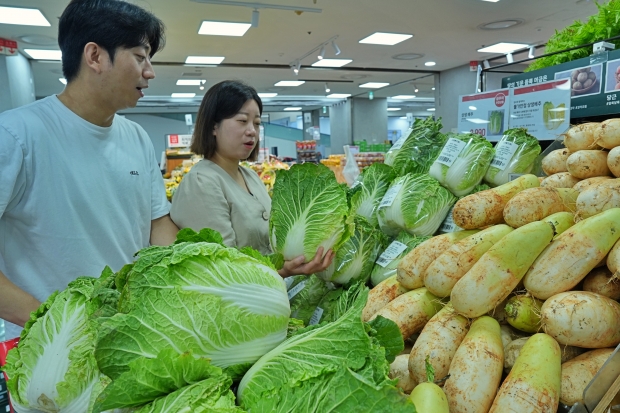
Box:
left=484, top=128, right=541, bottom=187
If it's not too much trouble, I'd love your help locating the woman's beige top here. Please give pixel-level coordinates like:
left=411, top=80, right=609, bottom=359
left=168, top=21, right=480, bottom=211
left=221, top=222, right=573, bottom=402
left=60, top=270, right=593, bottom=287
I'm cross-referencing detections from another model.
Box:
left=170, top=159, right=272, bottom=255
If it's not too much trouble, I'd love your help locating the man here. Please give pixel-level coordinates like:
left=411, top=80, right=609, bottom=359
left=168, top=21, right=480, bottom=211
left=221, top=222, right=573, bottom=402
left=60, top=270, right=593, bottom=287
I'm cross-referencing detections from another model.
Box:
left=0, top=0, right=179, bottom=340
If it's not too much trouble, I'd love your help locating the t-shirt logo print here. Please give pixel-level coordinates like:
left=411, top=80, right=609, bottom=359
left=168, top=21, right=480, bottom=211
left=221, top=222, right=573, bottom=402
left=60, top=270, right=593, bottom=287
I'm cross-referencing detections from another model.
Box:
left=130, top=171, right=139, bottom=176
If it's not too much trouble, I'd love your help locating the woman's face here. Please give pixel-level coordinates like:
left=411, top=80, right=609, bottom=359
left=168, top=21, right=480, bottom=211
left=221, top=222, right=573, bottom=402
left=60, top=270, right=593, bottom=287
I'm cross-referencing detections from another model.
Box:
left=213, top=99, right=261, bottom=161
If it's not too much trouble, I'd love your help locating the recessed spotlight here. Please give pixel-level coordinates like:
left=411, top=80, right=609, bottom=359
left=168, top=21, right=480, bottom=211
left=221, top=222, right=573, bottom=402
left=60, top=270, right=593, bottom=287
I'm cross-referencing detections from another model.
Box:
left=432, top=87, right=436, bottom=90
left=171, top=93, right=196, bottom=98
left=477, top=42, right=529, bottom=53
left=392, top=53, right=424, bottom=60
left=326, top=93, right=351, bottom=99
left=392, top=95, right=416, bottom=99
left=427, top=108, right=436, bottom=111
left=359, top=32, right=413, bottom=45
left=59, top=78, right=67, bottom=85
left=311, top=59, right=353, bottom=68
left=258, top=93, right=278, bottom=98
left=359, top=82, right=389, bottom=88
left=0, top=6, right=50, bottom=26
left=176, top=79, right=205, bottom=86
left=387, top=108, right=401, bottom=111
left=198, top=21, right=251, bottom=37
left=425, top=61, right=436, bottom=67
left=478, top=19, right=523, bottom=30
left=275, top=81, right=305, bottom=87
left=284, top=107, right=302, bottom=111
left=24, top=49, right=61, bottom=60
left=185, top=56, right=225, bottom=65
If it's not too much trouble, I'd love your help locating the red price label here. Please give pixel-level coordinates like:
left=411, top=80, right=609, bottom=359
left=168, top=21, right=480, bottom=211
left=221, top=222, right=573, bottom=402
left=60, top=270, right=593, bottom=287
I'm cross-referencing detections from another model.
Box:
left=495, top=93, right=506, bottom=107
left=470, top=128, right=487, bottom=136
left=169, top=134, right=179, bottom=144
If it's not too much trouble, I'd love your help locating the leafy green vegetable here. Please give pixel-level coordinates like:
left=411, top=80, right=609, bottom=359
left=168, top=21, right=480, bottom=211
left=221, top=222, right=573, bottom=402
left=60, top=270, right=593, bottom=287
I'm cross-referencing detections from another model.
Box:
left=370, top=231, right=430, bottom=286
left=484, top=128, right=541, bottom=187
left=349, top=163, right=397, bottom=227
left=237, top=288, right=415, bottom=413
left=317, top=217, right=388, bottom=285
left=385, top=118, right=445, bottom=176
left=288, top=275, right=333, bottom=325
left=270, top=163, right=353, bottom=262
left=429, top=133, right=495, bottom=197
left=425, top=355, right=435, bottom=383
left=4, top=277, right=106, bottom=413
left=314, top=280, right=366, bottom=325
left=368, top=315, right=404, bottom=363
left=95, top=241, right=290, bottom=380
left=377, top=173, right=457, bottom=237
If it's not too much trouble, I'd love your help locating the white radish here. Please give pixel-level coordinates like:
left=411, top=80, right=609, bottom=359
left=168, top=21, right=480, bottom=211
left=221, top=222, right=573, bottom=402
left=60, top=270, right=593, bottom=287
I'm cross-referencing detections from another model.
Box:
left=608, top=146, right=620, bottom=177
left=583, top=267, right=620, bottom=300
left=362, top=275, right=408, bottom=322
left=573, top=175, right=612, bottom=192
left=503, top=187, right=578, bottom=228
left=542, top=148, right=570, bottom=175
left=540, top=172, right=581, bottom=188
left=560, top=348, right=614, bottom=406
left=389, top=354, right=417, bottom=393
left=594, top=118, right=620, bottom=149
left=563, top=123, right=600, bottom=152
left=566, top=150, right=611, bottom=179
left=575, top=179, right=620, bottom=221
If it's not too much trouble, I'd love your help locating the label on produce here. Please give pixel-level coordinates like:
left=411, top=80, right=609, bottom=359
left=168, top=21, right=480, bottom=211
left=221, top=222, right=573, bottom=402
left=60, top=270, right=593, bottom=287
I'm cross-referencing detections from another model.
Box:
left=435, top=138, right=467, bottom=167
left=509, top=173, right=525, bottom=181
left=308, top=307, right=324, bottom=325
left=287, top=280, right=306, bottom=300
left=376, top=241, right=408, bottom=268
left=284, top=276, right=296, bottom=290
left=489, top=141, right=519, bottom=171
left=390, top=128, right=412, bottom=151
left=379, top=183, right=403, bottom=208
left=439, top=207, right=462, bottom=233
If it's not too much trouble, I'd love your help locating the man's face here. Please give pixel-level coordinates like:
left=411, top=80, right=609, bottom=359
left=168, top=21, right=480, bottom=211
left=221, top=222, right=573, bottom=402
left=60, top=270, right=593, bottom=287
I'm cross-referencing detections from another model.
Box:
left=99, top=45, right=155, bottom=111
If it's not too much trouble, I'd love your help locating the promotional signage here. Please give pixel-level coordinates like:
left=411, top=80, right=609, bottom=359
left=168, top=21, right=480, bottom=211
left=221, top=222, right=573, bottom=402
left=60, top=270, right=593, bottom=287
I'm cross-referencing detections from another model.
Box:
left=510, top=79, right=571, bottom=140
left=502, top=47, right=620, bottom=119
left=166, top=134, right=192, bottom=148
left=457, top=89, right=510, bottom=142
left=0, top=38, right=17, bottom=56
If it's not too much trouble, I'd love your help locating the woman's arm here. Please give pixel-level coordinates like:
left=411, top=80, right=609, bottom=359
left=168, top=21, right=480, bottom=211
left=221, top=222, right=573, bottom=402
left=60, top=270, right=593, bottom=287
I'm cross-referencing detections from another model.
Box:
left=278, top=247, right=335, bottom=277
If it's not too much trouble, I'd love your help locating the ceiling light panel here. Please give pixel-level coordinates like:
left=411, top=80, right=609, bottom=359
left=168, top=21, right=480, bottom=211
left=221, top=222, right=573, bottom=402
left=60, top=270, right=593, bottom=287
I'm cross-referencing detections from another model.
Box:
left=387, top=108, right=401, bottom=111
left=0, top=6, right=50, bottom=26
left=171, top=93, right=196, bottom=98
left=24, top=49, right=61, bottom=60
left=284, top=107, right=302, bottom=111
left=326, top=93, right=351, bottom=98
left=424, top=61, right=436, bottom=66
left=258, top=93, right=278, bottom=98
left=311, top=59, right=352, bottom=68
left=392, top=95, right=416, bottom=99
left=274, top=81, right=305, bottom=87
left=176, top=79, right=205, bottom=86
left=478, top=42, right=529, bottom=53
left=185, top=56, right=225, bottom=64
left=359, top=82, right=389, bottom=88
left=359, top=32, right=413, bottom=45
left=198, top=21, right=251, bottom=36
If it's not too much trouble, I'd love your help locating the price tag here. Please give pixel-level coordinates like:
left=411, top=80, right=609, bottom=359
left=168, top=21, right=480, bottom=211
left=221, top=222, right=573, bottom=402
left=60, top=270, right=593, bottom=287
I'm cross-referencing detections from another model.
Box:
left=489, top=141, right=519, bottom=171
left=379, top=183, right=403, bottom=208
left=287, top=280, right=306, bottom=300
left=389, top=128, right=411, bottom=151
left=509, top=173, right=525, bottom=181
left=308, top=307, right=324, bottom=325
left=435, top=138, right=467, bottom=167
left=439, top=207, right=462, bottom=233
left=376, top=241, right=408, bottom=268
left=284, top=276, right=296, bottom=290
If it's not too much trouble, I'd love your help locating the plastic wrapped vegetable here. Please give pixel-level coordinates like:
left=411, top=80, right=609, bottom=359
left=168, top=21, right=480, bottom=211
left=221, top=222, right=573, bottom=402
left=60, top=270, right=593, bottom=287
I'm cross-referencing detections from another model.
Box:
left=349, top=163, right=397, bottom=228
left=370, top=231, right=430, bottom=286
left=484, top=128, right=541, bottom=187
left=384, top=117, right=446, bottom=176
left=377, top=173, right=457, bottom=237
left=429, top=133, right=495, bottom=197
left=317, top=217, right=388, bottom=285
left=287, top=275, right=333, bottom=326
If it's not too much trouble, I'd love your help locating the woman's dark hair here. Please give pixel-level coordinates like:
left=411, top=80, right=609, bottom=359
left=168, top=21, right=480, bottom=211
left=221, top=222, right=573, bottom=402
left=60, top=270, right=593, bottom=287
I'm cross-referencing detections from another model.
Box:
left=58, top=0, right=166, bottom=82
left=191, top=80, right=263, bottom=162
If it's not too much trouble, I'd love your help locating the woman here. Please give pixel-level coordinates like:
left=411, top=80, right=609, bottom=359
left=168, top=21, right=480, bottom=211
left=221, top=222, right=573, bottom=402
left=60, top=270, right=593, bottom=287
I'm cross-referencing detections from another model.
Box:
left=170, top=80, right=332, bottom=277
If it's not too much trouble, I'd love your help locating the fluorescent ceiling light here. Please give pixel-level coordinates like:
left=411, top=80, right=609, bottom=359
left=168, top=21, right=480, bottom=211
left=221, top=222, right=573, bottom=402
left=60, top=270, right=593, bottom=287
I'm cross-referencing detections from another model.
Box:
left=427, top=108, right=436, bottom=112
left=274, top=80, right=305, bottom=87
left=326, top=93, right=351, bottom=98
left=311, top=58, right=352, bottom=68
left=284, top=107, right=302, bottom=111
left=359, top=82, right=389, bottom=88
left=359, top=32, right=413, bottom=45
left=0, top=6, right=50, bottom=26
left=481, top=0, right=500, bottom=2
left=387, top=108, right=401, bottom=111
left=24, top=49, right=61, bottom=60
left=198, top=21, right=251, bottom=37
left=258, top=93, right=278, bottom=98
left=59, top=78, right=67, bottom=85
left=171, top=93, right=196, bottom=98
left=477, top=42, right=529, bottom=53
left=425, top=61, right=436, bottom=66
left=185, top=56, right=225, bottom=64
left=392, top=95, right=416, bottom=99
left=176, top=79, right=205, bottom=86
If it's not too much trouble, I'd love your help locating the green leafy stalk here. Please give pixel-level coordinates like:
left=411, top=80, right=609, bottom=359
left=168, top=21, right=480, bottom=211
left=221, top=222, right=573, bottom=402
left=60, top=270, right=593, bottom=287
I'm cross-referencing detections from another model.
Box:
left=425, top=355, right=435, bottom=383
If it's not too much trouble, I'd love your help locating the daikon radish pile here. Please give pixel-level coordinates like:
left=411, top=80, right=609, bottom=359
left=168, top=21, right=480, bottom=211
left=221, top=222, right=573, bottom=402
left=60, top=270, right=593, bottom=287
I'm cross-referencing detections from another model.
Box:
left=575, top=178, right=620, bottom=221
left=489, top=334, right=561, bottom=413
left=594, top=118, right=620, bottom=149
left=583, top=267, right=620, bottom=300
left=444, top=317, right=504, bottom=413
left=563, top=123, right=600, bottom=152
left=362, top=275, right=408, bottom=322
left=540, top=172, right=581, bottom=188
left=541, top=148, right=570, bottom=175
left=541, top=291, right=620, bottom=348
left=608, top=146, right=620, bottom=177
left=566, top=150, right=611, bottom=179
left=560, top=348, right=614, bottom=406
left=573, top=175, right=612, bottom=192
left=503, top=187, right=578, bottom=228
left=451, top=174, right=539, bottom=230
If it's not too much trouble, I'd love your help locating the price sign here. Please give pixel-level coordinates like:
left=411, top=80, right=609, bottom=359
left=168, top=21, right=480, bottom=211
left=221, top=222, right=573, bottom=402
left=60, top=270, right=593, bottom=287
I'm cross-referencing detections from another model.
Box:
left=457, top=89, right=510, bottom=142
left=308, top=307, right=324, bottom=325
left=375, top=241, right=408, bottom=268
left=166, top=134, right=192, bottom=148
left=287, top=280, right=306, bottom=300
left=439, top=206, right=462, bottom=233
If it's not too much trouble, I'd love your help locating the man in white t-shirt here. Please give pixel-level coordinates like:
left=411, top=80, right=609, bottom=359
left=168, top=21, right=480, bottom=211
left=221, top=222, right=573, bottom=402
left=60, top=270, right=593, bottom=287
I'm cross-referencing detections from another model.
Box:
left=0, top=0, right=179, bottom=340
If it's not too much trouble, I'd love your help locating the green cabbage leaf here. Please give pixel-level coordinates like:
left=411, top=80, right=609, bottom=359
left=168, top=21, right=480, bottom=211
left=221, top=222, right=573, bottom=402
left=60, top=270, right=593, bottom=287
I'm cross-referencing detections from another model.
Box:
left=385, top=117, right=445, bottom=176
left=349, top=163, right=397, bottom=227
left=484, top=128, right=541, bottom=187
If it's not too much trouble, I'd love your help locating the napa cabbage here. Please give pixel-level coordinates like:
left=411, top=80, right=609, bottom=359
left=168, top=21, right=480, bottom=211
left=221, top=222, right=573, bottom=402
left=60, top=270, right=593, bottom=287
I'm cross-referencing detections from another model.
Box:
left=385, top=117, right=445, bottom=176
left=377, top=173, right=457, bottom=237
left=484, top=128, right=541, bottom=187
left=270, top=163, right=353, bottom=262
left=370, top=231, right=430, bottom=286
left=349, top=163, right=396, bottom=227
left=429, top=133, right=495, bottom=197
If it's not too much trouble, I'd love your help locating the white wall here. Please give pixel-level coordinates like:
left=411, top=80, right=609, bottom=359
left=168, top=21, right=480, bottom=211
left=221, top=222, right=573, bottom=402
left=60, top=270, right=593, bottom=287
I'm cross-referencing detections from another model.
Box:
left=123, top=114, right=190, bottom=163
left=0, top=53, right=35, bottom=113
left=329, top=100, right=352, bottom=154
left=351, top=97, right=388, bottom=145
left=263, top=135, right=297, bottom=158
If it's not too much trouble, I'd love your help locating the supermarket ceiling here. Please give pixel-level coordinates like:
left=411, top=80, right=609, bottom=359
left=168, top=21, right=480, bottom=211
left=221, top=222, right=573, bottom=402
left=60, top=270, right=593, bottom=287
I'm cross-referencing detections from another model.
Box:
left=0, top=0, right=599, bottom=113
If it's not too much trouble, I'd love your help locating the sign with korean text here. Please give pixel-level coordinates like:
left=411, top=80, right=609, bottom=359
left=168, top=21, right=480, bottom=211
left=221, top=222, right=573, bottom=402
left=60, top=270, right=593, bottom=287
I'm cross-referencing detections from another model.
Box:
left=0, top=38, right=17, bottom=56
left=457, top=89, right=510, bottom=142
left=166, top=134, right=192, bottom=148
left=510, top=79, right=571, bottom=140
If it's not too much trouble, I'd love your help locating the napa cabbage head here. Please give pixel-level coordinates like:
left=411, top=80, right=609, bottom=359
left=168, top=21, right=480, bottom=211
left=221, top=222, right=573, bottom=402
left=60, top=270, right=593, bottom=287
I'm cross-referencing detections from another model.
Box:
left=429, top=133, right=495, bottom=197
left=95, top=241, right=290, bottom=381
left=388, top=118, right=446, bottom=176
left=349, top=163, right=396, bottom=228
left=484, top=128, right=541, bottom=187
left=377, top=173, right=457, bottom=237
left=370, top=231, right=430, bottom=286
left=270, top=163, right=353, bottom=262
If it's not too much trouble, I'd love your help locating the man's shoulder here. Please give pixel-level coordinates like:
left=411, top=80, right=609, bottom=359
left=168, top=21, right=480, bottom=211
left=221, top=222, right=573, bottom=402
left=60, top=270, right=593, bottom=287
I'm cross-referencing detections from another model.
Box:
left=0, top=97, right=56, bottom=123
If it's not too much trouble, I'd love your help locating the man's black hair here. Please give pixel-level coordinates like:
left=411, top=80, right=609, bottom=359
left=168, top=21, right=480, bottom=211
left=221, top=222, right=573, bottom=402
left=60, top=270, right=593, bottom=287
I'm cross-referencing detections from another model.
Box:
left=58, top=0, right=165, bottom=82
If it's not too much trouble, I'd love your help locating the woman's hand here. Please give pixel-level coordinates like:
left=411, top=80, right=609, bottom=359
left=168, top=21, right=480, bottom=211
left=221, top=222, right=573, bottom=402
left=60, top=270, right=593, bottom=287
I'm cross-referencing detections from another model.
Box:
left=278, top=247, right=334, bottom=278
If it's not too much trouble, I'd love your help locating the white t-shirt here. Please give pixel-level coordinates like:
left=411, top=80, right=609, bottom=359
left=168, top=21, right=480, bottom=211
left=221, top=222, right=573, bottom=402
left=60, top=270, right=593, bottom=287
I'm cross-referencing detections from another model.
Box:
left=0, top=96, right=170, bottom=339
